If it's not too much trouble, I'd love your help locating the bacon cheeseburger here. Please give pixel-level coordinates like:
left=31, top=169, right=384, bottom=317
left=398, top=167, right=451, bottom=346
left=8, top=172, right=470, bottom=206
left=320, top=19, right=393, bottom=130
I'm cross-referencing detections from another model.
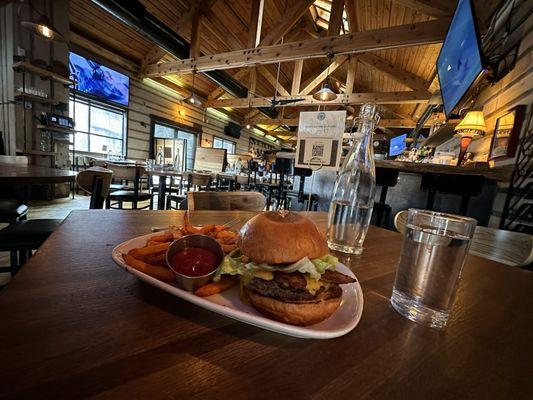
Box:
left=216, top=211, right=356, bottom=326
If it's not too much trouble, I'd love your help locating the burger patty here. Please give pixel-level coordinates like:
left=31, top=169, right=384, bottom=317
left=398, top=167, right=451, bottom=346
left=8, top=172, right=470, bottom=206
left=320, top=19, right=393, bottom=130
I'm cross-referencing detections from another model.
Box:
left=247, top=277, right=342, bottom=303
left=320, top=270, right=357, bottom=285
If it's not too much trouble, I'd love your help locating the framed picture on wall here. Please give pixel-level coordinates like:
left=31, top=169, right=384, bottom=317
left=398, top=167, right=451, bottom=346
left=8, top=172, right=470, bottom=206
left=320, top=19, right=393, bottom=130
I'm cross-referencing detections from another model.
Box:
left=489, top=105, right=526, bottom=160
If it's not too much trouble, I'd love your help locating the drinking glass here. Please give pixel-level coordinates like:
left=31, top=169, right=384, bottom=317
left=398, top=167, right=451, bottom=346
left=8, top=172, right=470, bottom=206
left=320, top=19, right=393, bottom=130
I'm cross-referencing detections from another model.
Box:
left=391, top=209, right=477, bottom=329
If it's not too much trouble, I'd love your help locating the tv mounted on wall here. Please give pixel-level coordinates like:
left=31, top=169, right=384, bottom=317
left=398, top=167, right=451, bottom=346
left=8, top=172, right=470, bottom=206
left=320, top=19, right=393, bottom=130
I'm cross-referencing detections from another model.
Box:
left=436, top=0, right=484, bottom=117
left=69, top=52, right=130, bottom=106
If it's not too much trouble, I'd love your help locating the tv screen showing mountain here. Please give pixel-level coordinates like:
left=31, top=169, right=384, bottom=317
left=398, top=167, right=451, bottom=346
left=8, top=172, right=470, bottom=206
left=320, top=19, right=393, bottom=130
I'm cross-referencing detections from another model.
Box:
left=69, top=52, right=130, bottom=106
left=436, top=0, right=483, bottom=117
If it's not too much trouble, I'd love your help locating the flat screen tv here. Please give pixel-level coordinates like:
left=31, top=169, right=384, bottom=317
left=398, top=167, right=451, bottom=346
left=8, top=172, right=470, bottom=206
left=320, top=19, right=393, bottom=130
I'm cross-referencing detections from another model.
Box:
left=389, top=134, right=407, bottom=157
left=69, top=52, right=130, bottom=106
left=436, top=0, right=483, bottom=117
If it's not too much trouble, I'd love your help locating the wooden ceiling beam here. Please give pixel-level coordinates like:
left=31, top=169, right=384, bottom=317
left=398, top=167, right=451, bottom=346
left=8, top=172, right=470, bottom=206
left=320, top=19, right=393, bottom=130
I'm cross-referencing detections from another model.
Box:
left=299, top=55, right=348, bottom=95
left=356, top=52, right=431, bottom=93
left=257, top=65, right=290, bottom=97
left=259, top=0, right=316, bottom=46
left=244, top=117, right=300, bottom=126
left=344, top=56, right=356, bottom=94
left=344, top=0, right=359, bottom=32
left=189, top=7, right=203, bottom=59
left=143, top=18, right=450, bottom=76
left=328, top=0, right=346, bottom=36
left=244, top=116, right=422, bottom=128
left=205, top=91, right=432, bottom=108
left=291, top=60, right=304, bottom=95
left=389, top=0, right=455, bottom=18
left=249, top=0, right=265, bottom=48
left=207, top=68, right=249, bottom=100
left=141, top=0, right=218, bottom=68
left=248, top=67, right=257, bottom=99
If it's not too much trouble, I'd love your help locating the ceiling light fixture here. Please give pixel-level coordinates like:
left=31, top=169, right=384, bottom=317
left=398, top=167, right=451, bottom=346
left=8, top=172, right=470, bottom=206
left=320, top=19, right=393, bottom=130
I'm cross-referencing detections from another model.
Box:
left=313, top=53, right=337, bottom=102
left=20, top=2, right=66, bottom=43
left=183, top=70, right=203, bottom=107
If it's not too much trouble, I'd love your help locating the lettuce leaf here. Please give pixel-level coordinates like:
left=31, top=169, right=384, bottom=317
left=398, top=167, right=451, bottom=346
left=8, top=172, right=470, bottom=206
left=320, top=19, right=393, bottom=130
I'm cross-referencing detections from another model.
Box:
left=214, top=253, right=339, bottom=282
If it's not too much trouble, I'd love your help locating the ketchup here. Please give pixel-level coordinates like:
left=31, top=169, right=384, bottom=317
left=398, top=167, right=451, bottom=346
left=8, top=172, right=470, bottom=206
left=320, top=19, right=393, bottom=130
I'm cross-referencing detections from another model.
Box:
left=172, top=247, right=218, bottom=277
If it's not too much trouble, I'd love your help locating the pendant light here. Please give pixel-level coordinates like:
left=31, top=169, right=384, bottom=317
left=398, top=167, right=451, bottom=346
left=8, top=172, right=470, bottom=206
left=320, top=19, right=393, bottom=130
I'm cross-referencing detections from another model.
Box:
left=313, top=54, right=337, bottom=102
left=184, top=70, right=203, bottom=107
left=21, top=2, right=66, bottom=43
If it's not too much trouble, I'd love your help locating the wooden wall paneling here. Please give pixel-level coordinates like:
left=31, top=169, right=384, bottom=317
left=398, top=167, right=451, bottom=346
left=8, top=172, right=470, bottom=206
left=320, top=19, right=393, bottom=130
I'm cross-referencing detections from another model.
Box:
left=389, top=0, right=455, bottom=18
left=257, top=0, right=316, bottom=46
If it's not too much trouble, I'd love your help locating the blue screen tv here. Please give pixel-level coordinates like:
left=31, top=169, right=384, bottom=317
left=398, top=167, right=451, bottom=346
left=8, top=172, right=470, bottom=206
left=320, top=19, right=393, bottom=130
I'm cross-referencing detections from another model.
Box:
left=69, top=52, right=130, bottom=106
left=389, top=134, right=407, bottom=157
left=437, top=0, right=483, bottom=117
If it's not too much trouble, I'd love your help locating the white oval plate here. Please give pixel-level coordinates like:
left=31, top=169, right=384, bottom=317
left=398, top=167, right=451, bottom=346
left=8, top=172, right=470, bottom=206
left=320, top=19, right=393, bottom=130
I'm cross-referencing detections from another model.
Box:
left=112, top=233, right=364, bottom=339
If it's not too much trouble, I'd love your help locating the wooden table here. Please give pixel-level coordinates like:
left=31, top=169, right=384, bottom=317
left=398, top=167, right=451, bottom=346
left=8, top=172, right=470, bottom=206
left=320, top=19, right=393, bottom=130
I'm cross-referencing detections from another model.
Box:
left=0, top=211, right=532, bottom=399
left=0, top=163, right=77, bottom=184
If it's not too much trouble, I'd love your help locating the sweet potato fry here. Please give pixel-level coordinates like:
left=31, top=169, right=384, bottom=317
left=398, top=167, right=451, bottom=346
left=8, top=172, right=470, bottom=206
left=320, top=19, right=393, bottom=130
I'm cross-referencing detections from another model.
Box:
left=150, top=231, right=174, bottom=243
left=144, top=252, right=167, bottom=266
left=194, top=276, right=237, bottom=297
left=128, top=242, right=169, bottom=259
left=221, top=243, right=237, bottom=253
left=123, top=254, right=175, bottom=282
left=215, top=230, right=238, bottom=239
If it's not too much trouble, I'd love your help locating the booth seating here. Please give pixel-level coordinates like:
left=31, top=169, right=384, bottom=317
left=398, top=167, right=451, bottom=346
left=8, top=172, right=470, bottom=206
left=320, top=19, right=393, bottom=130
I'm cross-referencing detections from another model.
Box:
left=106, top=164, right=153, bottom=210
left=187, top=191, right=266, bottom=212
left=372, top=167, right=400, bottom=228
left=421, top=173, right=485, bottom=215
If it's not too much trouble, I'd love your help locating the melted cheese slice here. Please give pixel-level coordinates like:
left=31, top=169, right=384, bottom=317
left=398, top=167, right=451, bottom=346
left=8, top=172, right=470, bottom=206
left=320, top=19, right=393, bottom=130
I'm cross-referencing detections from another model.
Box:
left=252, top=270, right=274, bottom=281
left=305, top=276, right=324, bottom=295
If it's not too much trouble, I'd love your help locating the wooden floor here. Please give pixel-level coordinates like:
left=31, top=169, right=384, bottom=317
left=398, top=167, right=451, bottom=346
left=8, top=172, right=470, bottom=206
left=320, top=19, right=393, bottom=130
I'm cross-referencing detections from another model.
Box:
left=0, top=194, right=153, bottom=286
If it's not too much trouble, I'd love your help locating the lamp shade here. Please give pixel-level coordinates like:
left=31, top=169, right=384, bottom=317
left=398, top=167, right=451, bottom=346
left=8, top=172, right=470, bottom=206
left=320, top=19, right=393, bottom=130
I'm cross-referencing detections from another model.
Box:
left=313, top=84, right=337, bottom=101
left=454, top=111, right=487, bottom=136
left=21, top=15, right=66, bottom=43
left=183, top=93, right=203, bottom=107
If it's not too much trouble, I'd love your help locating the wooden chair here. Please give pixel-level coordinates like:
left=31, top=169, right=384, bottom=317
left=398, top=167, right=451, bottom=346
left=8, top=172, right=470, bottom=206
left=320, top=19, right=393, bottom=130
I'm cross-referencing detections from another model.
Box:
left=187, top=191, right=266, bottom=212
left=76, top=167, right=113, bottom=209
left=394, top=210, right=533, bottom=268
left=106, top=164, right=153, bottom=209
left=187, top=172, right=212, bottom=191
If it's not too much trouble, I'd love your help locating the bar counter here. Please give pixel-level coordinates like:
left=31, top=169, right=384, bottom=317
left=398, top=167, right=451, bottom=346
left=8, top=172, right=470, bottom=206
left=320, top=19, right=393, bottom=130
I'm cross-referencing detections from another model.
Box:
left=296, top=160, right=510, bottom=226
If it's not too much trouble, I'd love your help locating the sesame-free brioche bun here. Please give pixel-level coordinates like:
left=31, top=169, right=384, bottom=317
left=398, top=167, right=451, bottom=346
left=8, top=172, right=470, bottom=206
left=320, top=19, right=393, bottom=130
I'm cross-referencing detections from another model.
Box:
left=246, top=288, right=342, bottom=326
left=238, top=211, right=328, bottom=264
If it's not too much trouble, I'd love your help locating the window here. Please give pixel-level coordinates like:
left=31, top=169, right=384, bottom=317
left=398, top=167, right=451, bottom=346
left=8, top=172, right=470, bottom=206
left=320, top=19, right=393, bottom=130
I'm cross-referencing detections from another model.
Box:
left=69, top=96, right=126, bottom=155
left=153, top=122, right=197, bottom=171
left=213, top=137, right=236, bottom=154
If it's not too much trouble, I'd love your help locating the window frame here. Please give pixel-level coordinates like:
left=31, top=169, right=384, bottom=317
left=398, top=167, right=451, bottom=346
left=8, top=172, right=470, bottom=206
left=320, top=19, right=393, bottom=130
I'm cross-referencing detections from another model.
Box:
left=213, top=136, right=236, bottom=154
left=69, top=94, right=128, bottom=155
left=149, top=115, right=201, bottom=171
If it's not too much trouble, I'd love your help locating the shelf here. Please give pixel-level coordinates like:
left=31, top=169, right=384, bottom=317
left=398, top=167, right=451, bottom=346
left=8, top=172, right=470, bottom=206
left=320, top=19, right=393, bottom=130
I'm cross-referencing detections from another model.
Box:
left=20, top=149, right=56, bottom=157
left=13, top=61, right=76, bottom=86
left=421, top=119, right=461, bottom=147
left=37, top=124, right=75, bottom=134
left=15, top=92, right=59, bottom=105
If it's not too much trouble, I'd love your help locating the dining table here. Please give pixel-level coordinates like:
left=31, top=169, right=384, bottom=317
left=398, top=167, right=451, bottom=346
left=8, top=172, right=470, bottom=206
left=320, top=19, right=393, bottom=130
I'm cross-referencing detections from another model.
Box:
left=0, top=210, right=531, bottom=399
left=0, top=162, right=77, bottom=184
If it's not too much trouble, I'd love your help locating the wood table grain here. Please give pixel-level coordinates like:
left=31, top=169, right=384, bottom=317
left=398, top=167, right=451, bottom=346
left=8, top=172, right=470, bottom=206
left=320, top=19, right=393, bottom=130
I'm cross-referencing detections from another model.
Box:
left=0, top=210, right=532, bottom=400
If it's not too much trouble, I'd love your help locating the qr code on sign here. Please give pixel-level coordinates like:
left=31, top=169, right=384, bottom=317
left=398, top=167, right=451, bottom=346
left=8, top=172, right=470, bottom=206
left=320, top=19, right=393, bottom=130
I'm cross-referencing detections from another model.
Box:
left=312, top=144, right=324, bottom=157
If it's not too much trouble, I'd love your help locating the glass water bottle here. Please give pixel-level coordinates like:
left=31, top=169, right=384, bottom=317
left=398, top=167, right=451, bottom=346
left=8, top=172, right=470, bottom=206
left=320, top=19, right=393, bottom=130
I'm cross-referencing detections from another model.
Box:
left=327, top=104, right=379, bottom=255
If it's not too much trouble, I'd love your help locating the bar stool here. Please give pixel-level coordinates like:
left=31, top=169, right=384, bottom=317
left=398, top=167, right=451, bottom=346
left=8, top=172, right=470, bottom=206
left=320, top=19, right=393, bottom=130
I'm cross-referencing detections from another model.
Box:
left=372, top=167, right=400, bottom=228
left=421, top=173, right=485, bottom=215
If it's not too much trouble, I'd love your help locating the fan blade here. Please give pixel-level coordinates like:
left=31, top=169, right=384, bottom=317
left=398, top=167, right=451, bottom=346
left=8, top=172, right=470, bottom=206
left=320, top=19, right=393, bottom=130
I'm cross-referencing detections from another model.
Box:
left=278, top=98, right=305, bottom=105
